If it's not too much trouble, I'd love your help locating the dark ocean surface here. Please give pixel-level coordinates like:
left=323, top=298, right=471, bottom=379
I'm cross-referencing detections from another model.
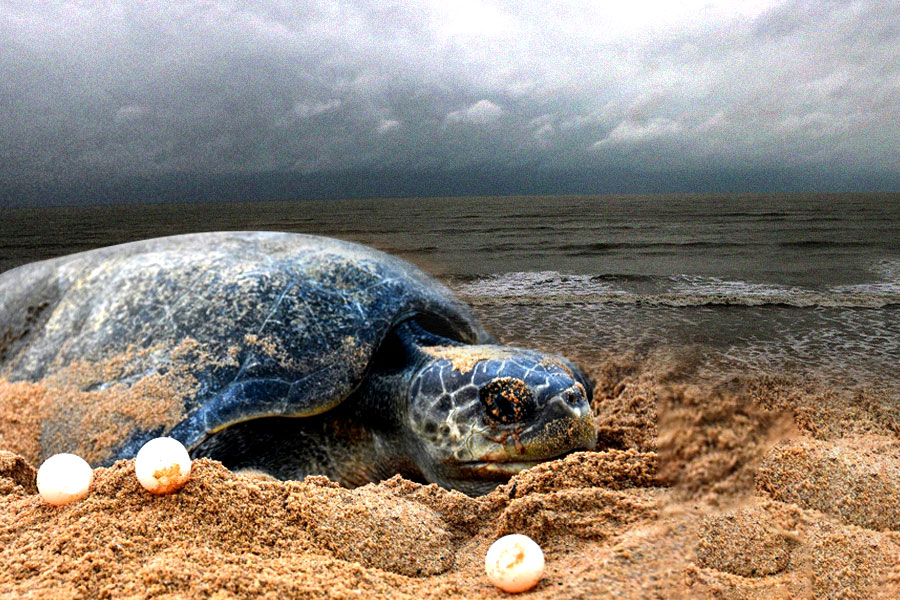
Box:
left=2, top=193, right=899, bottom=386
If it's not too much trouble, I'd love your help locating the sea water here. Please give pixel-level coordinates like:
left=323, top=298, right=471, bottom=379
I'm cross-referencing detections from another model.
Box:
left=2, top=194, right=899, bottom=388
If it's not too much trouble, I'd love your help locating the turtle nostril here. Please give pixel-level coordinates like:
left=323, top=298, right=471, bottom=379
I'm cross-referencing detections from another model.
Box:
left=479, top=377, right=535, bottom=425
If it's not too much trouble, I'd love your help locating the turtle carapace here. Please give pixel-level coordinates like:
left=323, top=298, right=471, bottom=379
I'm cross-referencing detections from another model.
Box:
left=0, top=232, right=596, bottom=496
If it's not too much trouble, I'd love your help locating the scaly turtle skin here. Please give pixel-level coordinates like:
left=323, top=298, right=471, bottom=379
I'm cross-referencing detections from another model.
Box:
left=0, top=232, right=596, bottom=496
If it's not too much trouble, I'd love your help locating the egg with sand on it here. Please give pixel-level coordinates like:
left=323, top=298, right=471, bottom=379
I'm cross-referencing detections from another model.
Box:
left=134, top=437, right=192, bottom=494
left=36, top=453, right=93, bottom=506
left=485, top=534, right=545, bottom=593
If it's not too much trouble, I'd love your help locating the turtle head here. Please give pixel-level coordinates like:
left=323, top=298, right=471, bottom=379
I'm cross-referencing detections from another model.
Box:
left=404, top=343, right=597, bottom=496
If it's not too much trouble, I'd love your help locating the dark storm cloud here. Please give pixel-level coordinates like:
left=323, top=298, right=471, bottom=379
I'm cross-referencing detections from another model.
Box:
left=1, top=0, right=898, bottom=188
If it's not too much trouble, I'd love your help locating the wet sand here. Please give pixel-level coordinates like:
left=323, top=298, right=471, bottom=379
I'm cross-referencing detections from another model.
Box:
left=3, top=353, right=900, bottom=599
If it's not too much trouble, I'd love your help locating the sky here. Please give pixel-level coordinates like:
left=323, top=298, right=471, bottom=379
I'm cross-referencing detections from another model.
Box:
left=2, top=0, right=899, bottom=200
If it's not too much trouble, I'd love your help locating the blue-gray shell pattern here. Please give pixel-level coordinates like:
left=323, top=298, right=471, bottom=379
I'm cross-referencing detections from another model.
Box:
left=0, top=231, right=490, bottom=463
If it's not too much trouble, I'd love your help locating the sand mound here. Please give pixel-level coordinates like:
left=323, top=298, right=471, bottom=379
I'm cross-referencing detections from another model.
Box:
left=697, top=500, right=801, bottom=577
left=0, top=450, right=36, bottom=495
left=693, top=500, right=900, bottom=600
left=692, top=434, right=900, bottom=599
left=1, top=458, right=451, bottom=597
left=757, top=435, right=900, bottom=530
left=296, top=477, right=454, bottom=576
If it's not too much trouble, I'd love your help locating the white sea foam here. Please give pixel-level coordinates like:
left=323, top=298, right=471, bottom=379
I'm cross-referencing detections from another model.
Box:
left=452, top=271, right=900, bottom=308
left=452, top=271, right=626, bottom=299
left=870, top=258, right=900, bottom=282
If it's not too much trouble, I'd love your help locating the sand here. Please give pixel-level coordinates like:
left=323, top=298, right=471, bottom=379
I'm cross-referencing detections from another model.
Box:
left=3, top=352, right=900, bottom=599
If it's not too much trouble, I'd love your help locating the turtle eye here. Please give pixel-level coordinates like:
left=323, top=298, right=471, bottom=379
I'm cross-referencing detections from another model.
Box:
left=564, top=384, right=586, bottom=407
left=479, top=377, right=535, bottom=425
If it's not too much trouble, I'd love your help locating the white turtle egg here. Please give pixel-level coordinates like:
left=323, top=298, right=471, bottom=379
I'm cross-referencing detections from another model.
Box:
left=36, top=453, right=93, bottom=506
left=134, top=437, right=192, bottom=494
left=485, top=534, right=545, bottom=593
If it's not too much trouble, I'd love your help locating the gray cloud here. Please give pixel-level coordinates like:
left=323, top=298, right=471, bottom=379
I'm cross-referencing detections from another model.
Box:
left=1, top=0, right=898, bottom=187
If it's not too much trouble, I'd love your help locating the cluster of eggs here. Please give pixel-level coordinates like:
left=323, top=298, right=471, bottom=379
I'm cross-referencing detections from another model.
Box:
left=35, top=437, right=544, bottom=594
left=35, top=436, right=192, bottom=505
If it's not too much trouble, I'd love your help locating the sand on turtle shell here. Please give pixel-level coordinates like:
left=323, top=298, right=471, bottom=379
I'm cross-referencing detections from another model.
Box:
left=0, top=339, right=233, bottom=466
left=3, top=351, right=900, bottom=598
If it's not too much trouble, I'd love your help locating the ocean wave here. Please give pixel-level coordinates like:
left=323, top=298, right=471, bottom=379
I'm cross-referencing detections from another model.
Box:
left=450, top=271, right=900, bottom=309
left=871, top=258, right=900, bottom=282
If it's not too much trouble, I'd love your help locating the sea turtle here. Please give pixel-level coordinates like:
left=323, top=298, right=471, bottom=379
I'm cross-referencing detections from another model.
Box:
left=0, top=232, right=596, bottom=496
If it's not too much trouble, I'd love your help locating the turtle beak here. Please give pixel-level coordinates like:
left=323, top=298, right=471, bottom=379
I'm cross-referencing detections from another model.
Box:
left=481, top=410, right=596, bottom=462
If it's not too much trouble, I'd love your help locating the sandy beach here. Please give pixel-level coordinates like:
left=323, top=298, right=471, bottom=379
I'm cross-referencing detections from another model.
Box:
left=3, top=351, right=899, bottom=599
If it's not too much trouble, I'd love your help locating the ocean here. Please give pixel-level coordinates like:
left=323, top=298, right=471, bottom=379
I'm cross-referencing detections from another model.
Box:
left=2, top=193, right=899, bottom=389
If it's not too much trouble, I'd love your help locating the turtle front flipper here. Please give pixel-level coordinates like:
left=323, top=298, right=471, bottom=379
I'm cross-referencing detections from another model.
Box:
left=171, top=364, right=355, bottom=453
